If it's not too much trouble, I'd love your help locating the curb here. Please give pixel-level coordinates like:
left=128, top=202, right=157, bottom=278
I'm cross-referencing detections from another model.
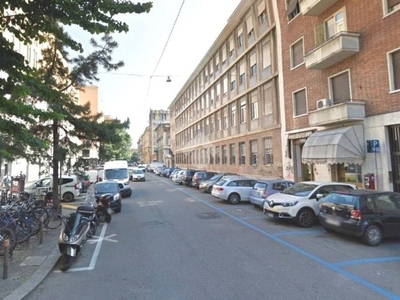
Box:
left=4, top=246, right=60, bottom=300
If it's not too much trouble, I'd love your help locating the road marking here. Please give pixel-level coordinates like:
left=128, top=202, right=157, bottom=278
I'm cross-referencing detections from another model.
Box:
left=87, top=233, right=118, bottom=244
left=55, top=223, right=108, bottom=272
left=138, top=200, right=163, bottom=207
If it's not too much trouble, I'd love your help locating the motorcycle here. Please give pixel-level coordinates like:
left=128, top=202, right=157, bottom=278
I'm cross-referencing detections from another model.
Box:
left=95, top=193, right=113, bottom=224
left=57, top=204, right=97, bottom=271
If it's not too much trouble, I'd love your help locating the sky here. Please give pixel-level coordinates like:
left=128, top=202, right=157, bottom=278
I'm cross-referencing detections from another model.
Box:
left=69, top=0, right=243, bottom=146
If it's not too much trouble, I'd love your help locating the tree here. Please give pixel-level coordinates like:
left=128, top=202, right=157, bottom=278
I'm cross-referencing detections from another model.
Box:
left=99, top=127, right=133, bottom=162
left=1, top=1, right=153, bottom=211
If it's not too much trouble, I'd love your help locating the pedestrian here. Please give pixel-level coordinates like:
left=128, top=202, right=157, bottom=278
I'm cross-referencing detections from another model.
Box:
left=2, top=173, right=11, bottom=190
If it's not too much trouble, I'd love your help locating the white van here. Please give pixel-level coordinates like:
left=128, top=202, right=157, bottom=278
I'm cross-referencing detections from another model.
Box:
left=103, top=160, right=132, bottom=198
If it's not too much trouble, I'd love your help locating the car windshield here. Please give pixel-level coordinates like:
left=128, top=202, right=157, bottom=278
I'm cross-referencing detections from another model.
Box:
left=254, top=182, right=267, bottom=190
left=95, top=183, right=118, bottom=193
left=282, top=183, right=318, bottom=196
left=134, top=169, right=143, bottom=174
left=105, top=168, right=128, bottom=179
left=215, top=179, right=227, bottom=186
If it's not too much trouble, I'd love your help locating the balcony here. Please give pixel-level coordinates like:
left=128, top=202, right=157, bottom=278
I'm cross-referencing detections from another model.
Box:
left=300, top=0, right=339, bottom=16
left=308, top=101, right=365, bottom=126
left=304, top=32, right=360, bottom=70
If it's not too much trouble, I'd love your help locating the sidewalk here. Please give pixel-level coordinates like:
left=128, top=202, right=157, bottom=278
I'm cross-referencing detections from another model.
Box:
left=0, top=203, right=80, bottom=300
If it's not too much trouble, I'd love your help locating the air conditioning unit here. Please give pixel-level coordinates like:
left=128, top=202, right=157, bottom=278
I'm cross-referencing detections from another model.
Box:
left=316, top=99, right=332, bottom=110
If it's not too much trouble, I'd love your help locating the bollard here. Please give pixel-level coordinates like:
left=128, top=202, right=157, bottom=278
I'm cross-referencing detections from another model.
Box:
left=39, top=216, right=44, bottom=244
left=3, top=239, right=9, bottom=279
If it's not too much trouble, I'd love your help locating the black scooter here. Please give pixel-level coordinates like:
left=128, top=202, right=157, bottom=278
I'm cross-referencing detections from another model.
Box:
left=57, top=204, right=97, bottom=271
left=95, top=193, right=113, bottom=224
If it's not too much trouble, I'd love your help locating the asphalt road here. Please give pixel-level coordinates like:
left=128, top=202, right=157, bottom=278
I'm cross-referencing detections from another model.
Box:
left=26, top=173, right=400, bottom=300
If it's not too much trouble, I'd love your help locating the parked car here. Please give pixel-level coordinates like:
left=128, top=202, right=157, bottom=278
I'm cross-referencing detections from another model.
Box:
left=25, top=175, right=81, bottom=202
left=211, top=176, right=257, bottom=204
left=250, top=179, right=295, bottom=208
left=263, top=181, right=357, bottom=228
left=191, top=171, right=218, bottom=189
left=181, top=169, right=200, bottom=187
left=154, top=166, right=166, bottom=176
left=130, top=168, right=146, bottom=182
left=161, top=168, right=170, bottom=177
left=199, top=173, right=238, bottom=193
left=169, top=168, right=181, bottom=179
left=172, top=170, right=185, bottom=184
left=93, top=180, right=122, bottom=213
left=137, top=164, right=147, bottom=172
left=319, top=189, right=400, bottom=246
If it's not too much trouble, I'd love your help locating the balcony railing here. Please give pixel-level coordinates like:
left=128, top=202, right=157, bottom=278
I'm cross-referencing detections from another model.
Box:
left=308, top=100, right=366, bottom=126
left=304, top=32, right=360, bottom=70
left=300, top=0, right=339, bottom=16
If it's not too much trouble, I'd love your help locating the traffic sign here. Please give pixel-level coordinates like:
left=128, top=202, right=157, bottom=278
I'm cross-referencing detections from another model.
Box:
left=366, top=140, right=380, bottom=153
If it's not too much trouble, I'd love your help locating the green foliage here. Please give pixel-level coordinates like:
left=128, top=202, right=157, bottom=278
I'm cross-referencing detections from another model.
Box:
left=0, top=0, right=153, bottom=207
left=99, top=127, right=133, bottom=162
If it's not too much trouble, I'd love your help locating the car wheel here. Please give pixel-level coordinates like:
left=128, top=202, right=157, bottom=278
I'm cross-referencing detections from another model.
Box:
left=127, top=190, right=132, bottom=197
left=296, top=208, right=315, bottom=227
left=115, top=205, right=122, bottom=213
left=362, top=225, right=382, bottom=246
left=228, top=193, right=241, bottom=205
left=207, top=186, right=212, bottom=193
left=62, top=192, right=74, bottom=202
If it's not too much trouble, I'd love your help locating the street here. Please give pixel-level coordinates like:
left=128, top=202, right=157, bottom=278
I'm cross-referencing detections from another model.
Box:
left=27, top=173, right=400, bottom=300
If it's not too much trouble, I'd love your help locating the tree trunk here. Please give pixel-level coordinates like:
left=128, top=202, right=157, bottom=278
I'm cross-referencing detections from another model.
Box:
left=52, top=120, right=60, bottom=214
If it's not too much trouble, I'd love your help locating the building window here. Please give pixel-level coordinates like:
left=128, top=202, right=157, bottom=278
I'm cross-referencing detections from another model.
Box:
left=263, top=138, right=273, bottom=165
left=250, top=140, right=258, bottom=165
left=239, top=61, right=246, bottom=85
left=217, top=113, right=221, bottom=131
left=329, top=71, right=351, bottom=104
left=231, top=104, right=236, bottom=126
left=210, top=147, right=214, bottom=164
left=230, top=144, right=236, bottom=165
left=240, top=100, right=246, bottom=123
left=262, top=39, right=271, bottom=70
left=223, top=76, right=228, bottom=96
left=386, top=0, right=400, bottom=14
left=229, top=37, right=235, bottom=58
left=286, top=0, right=300, bottom=21
left=215, top=146, right=220, bottom=164
left=246, top=15, right=254, bottom=40
left=230, top=69, right=236, bottom=91
left=250, top=51, right=257, bottom=77
left=293, top=89, right=307, bottom=116
left=82, top=149, right=90, bottom=158
left=239, top=142, right=246, bottom=165
left=216, top=83, right=220, bottom=101
left=291, top=38, right=304, bottom=69
left=222, top=145, right=227, bottom=165
left=389, top=49, right=400, bottom=91
left=258, top=1, right=268, bottom=25
left=326, top=10, right=345, bottom=39
left=223, top=115, right=228, bottom=129
left=251, top=93, right=259, bottom=120
left=237, top=28, right=244, bottom=49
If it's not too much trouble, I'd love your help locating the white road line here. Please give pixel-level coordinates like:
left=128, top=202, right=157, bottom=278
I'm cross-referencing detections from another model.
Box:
left=61, top=223, right=108, bottom=272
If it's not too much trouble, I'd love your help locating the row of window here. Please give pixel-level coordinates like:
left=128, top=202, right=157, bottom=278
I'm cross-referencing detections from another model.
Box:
left=174, top=0, right=272, bottom=116
left=286, top=0, right=400, bottom=22
left=175, top=81, right=276, bottom=149
left=174, top=137, right=273, bottom=166
left=291, top=47, right=400, bottom=117
left=175, top=36, right=272, bottom=132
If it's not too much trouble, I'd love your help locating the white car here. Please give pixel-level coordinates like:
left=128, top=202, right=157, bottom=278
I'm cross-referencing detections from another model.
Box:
left=130, top=168, right=145, bottom=181
left=137, top=164, right=147, bottom=172
left=211, top=176, right=257, bottom=204
left=24, top=175, right=81, bottom=202
left=172, top=170, right=185, bottom=184
left=263, top=181, right=357, bottom=227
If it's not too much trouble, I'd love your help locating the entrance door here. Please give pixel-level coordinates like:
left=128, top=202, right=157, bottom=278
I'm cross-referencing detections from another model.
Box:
left=389, top=125, right=400, bottom=192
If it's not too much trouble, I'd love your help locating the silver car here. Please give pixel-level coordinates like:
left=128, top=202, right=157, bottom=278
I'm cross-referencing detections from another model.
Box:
left=172, top=170, right=185, bottom=184
left=211, top=176, right=257, bottom=204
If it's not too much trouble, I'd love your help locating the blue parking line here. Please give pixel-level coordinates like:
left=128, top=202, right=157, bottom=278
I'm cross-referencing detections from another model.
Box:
left=272, top=229, right=324, bottom=236
left=333, top=256, right=400, bottom=267
left=163, top=179, right=400, bottom=300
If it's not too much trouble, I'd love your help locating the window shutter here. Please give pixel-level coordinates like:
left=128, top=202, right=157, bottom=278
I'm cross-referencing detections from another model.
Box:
left=222, top=45, right=227, bottom=62
left=262, top=40, right=271, bottom=69
left=258, top=1, right=266, bottom=15
left=286, top=0, right=298, bottom=16
left=251, top=141, right=258, bottom=153
left=250, top=52, right=256, bottom=66
left=294, top=89, right=307, bottom=116
left=239, top=62, right=245, bottom=75
left=229, top=38, right=235, bottom=52
left=392, top=50, right=400, bottom=90
left=331, top=72, right=350, bottom=103
left=389, top=0, right=400, bottom=7
left=237, top=27, right=243, bottom=37
left=292, top=40, right=303, bottom=67
left=314, top=23, right=325, bottom=46
left=231, top=69, right=236, bottom=83
left=246, top=16, right=253, bottom=33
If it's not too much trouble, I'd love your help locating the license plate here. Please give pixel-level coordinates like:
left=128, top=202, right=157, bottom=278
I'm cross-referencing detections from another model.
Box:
left=268, top=213, right=274, bottom=218
left=326, top=218, right=340, bottom=226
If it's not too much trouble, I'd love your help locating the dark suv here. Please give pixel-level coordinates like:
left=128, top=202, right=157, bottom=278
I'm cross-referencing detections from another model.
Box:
left=191, top=171, right=218, bottom=189
left=318, top=189, right=400, bottom=246
left=181, top=169, right=199, bottom=187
